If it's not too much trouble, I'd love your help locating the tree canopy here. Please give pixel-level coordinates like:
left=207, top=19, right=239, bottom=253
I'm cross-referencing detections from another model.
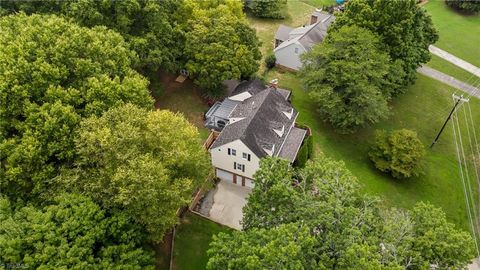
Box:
left=61, top=104, right=210, bottom=242
left=369, top=129, right=425, bottom=178
left=247, top=0, right=287, bottom=19
left=0, top=14, right=152, bottom=201
left=0, top=193, right=154, bottom=269
left=300, top=25, right=391, bottom=133
left=332, top=0, right=438, bottom=93
left=0, top=0, right=180, bottom=72
left=180, top=0, right=261, bottom=95
left=209, top=156, right=475, bottom=269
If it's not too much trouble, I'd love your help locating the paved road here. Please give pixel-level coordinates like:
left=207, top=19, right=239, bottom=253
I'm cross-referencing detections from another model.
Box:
left=418, top=65, right=480, bottom=99
left=429, top=45, right=480, bottom=78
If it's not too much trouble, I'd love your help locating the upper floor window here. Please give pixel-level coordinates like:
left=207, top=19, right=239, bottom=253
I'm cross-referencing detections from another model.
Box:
left=228, top=148, right=236, bottom=156
left=234, top=162, right=245, bottom=172
left=242, top=152, right=251, bottom=161
left=294, top=47, right=299, bottom=54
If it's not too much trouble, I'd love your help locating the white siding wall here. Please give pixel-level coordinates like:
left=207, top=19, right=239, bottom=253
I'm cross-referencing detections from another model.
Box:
left=274, top=42, right=306, bottom=71
left=210, top=140, right=260, bottom=180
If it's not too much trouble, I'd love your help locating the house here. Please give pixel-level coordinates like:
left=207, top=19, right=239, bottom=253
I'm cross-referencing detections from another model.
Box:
left=204, top=79, right=306, bottom=188
left=274, top=9, right=335, bottom=71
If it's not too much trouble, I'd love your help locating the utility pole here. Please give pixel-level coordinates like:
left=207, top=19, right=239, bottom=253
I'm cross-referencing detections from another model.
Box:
left=430, top=94, right=469, bottom=148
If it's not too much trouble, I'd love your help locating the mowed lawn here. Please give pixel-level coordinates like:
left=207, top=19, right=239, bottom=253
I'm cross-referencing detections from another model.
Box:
left=424, top=0, right=480, bottom=67
left=426, top=54, right=478, bottom=84
left=172, top=212, right=231, bottom=270
left=265, top=69, right=480, bottom=231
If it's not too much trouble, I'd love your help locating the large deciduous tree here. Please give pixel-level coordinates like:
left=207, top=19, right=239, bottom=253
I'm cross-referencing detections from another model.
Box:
left=0, top=193, right=155, bottom=269
left=300, top=25, right=391, bottom=133
left=332, top=0, right=438, bottom=93
left=0, top=14, right=152, bottom=201
left=248, top=0, right=287, bottom=19
left=369, top=129, right=425, bottom=179
left=0, top=0, right=180, bottom=72
left=208, top=156, right=475, bottom=269
left=61, top=104, right=210, bottom=242
left=181, top=0, right=261, bottom=95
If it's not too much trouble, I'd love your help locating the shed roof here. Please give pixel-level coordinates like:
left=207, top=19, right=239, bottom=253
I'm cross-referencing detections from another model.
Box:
left=278, top=127, right=307, bottom=162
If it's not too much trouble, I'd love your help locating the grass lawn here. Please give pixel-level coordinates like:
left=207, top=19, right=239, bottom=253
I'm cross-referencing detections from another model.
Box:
left=152, top=72, right=211, bottom=140
left=264, top=69, right=480, bottom=231
left=424, top=0, right=480, bottom=67
left=172, top=212, right=231, bottom=270
left=426, top=54, right=479, bottom=84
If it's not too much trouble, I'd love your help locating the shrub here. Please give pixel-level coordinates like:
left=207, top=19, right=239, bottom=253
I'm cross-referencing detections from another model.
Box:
left=369, top=129, right=425, bottom=179
left=265, top=54, right=276, bottom=69
left=248, top=0, right=287, bottom=19
left=446, top=0, right=480, bottom=13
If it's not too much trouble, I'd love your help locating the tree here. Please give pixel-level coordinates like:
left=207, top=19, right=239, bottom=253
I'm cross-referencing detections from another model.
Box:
left=0, top=14, right=152, bottom=201
left=207, top=223, right=315, bottom=270
left=332, top=0, right=438, bottom=93
left=446, top=0, right=480, bottom=13
left=0, top=193, right=155, bottom=269
left=61, top=104, right=210, bottom=242
left=300, top=25, right=391, bottom=133
left=209, top=156, right=475, bottom=269
left=0, top=0, right=181, bottom=72
left=369, top=129, right=425, bottom=179
left=181, top=0, right=261, bottom=95
left=248, top=0, right=287, bottom=19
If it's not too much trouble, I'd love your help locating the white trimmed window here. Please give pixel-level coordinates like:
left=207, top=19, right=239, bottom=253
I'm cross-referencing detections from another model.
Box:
left=242, top=152, right=251, bottom=161
left=234, top=162, right=245, bottom=172
left=228, top=148, right=236, bottom=156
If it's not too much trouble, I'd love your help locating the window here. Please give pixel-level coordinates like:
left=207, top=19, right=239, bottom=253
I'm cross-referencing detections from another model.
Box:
left=234, top=162, right=245, bottom=172
left=228, top=148, right=236, bottom=156
left=217, top=120, right=226, bottom=128
left=242, top=152, right=251, bottom=161
left=294, top=47, right=299, bottom=54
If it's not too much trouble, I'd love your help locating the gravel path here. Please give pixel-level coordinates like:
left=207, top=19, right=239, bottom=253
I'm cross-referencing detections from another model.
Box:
left=418, top=65, right=480, bottom=99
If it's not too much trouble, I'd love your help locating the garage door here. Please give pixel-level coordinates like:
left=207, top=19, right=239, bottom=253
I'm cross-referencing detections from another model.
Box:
left=245, top=178, right=254, bottom=188
left=216, top=169, right=233, bottom=183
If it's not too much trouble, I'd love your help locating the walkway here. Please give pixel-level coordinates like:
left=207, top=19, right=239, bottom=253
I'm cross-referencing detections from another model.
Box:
left=418, top=66, right=480, bottom=99
left=429, top=45, right=480, bottom=78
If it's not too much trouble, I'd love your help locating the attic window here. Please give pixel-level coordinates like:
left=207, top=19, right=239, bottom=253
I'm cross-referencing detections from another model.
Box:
left=283, top=108, right=294, bottom=119
left=274, top=125, right=285, bottom=137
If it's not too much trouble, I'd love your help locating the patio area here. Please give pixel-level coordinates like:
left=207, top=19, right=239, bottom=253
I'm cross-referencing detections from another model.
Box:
left=196, top=181, right=251, bottom=230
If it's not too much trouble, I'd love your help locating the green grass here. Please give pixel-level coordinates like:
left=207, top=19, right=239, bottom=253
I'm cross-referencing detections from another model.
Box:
left=426, top=54, right=479, bottom=83
left=153, top=73, right=211, bottom=140
left=172, top=212, right=231, bottom=270
left=425, top=0, right=480, bottom=67
left=264, top=69, right=480, bottom=231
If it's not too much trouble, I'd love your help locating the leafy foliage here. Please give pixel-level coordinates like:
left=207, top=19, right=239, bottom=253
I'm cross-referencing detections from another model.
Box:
left=446, top=0, right=480, bottom=13
left=248, top=0, right=287, bottom=19
left=332, top=0, right=438, bottom=93
left=0, top=0, right=181, bottom=72
left=61, top=104, right=210, bottom=242
left=300, top=25, right=391, bottom=133
left=265, top=53, right=277, bottom=69
left=369, top=129, right=425, bottom=179
left=0, top=14, right=152, bottom=201
left=209, top=156, right=475, bottom=269
left=181, top=0, right=261, bottom=93
left=293, top=135, right=313, bottom=168
left=0, top=193, right=155, bottom=269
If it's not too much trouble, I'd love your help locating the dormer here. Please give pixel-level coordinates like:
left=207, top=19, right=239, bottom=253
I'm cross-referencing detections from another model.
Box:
left=263, top=144, right=275, bottom=156
left=283, top=108, right=294, bottom=119
left=274, top=125, right=285, bottom=137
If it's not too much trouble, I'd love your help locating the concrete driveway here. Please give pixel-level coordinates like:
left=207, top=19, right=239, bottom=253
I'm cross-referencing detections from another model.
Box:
left=207, top=181, right=251, bottom=230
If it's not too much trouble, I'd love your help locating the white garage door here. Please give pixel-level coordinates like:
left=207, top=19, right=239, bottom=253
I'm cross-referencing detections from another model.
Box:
left=245, top=178, right=254, bottom=188
left=216, top=169, right=233, bottom=183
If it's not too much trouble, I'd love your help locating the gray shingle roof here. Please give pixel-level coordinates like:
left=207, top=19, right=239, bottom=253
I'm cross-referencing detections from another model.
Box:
left=275, top=24, right=293, bottom=42
left=278, top=127, right=307, bottom=162
left=298, top=14, right=335, bottom=50
left=210, top=87, right=298, bottom=158
left=230, top=79, right=266, bottom=97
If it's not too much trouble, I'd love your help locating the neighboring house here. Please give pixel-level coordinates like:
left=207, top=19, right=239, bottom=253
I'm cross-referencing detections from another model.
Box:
left=204, top=79, right=306, bottom=188
left=274, top=9, right=335, bottom=71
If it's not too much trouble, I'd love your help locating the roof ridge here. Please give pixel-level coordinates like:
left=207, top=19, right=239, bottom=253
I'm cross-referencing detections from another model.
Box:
left=239, top=88, right=274, bottom=141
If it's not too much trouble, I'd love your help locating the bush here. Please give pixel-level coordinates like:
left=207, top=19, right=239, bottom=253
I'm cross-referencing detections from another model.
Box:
left=369, top=129, right=425, bottom=179
left=265, top=54, right=276, bottom=69
left=446, top=0, right=480, bottom=13
left=248, top=0, right=287, bottom=19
